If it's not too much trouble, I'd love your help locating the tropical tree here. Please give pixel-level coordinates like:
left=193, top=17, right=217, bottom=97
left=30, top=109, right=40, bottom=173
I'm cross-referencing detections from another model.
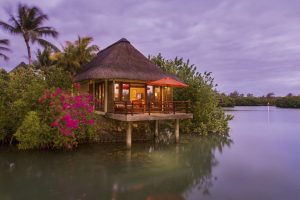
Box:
left=0, top=4, right=58, bottom=65
left=150, top=53, right=232, bottom=135
left=34, top=47, right=56, bottom=69
left=266, top=92, right=275, bottom=98
left=56, top=36, right=99, bottom=74
left=0, top=39, right=10, bottom=60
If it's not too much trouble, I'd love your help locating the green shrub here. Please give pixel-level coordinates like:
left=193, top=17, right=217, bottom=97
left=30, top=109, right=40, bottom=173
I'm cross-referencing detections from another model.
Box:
left=0, top=69, right=10, bottom=143
left=150, top=54, right=233, bottom=135
left=3, top=68, right=47, bottom=143
left=14, top=111, right=52, bottom=150
left=44, top=66, right=72, bottom=90
left=276, top=96, right=300, bottom=108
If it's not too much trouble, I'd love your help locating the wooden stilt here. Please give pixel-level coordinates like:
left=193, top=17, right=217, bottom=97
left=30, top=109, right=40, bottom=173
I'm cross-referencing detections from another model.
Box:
left=175, top=119, right=179, bottom=143
left=104, top=80, right=108, bottom=112
left=126, top=149, right=132, bottom=163
left=126, top=122, right=132, bottom=148
left=155, top=120, right=159, bottom=137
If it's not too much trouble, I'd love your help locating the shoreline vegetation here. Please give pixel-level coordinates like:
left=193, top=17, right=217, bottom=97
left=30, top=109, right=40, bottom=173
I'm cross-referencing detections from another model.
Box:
left=0, top=4, right=232, bottom=150
left=219, top=91, right=300, bottom=108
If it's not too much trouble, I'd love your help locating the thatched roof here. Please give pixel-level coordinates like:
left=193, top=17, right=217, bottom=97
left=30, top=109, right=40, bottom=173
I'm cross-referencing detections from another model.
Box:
left=9, top=62, right=27, bottom=73
left=74, top=38, right=176, bottom=82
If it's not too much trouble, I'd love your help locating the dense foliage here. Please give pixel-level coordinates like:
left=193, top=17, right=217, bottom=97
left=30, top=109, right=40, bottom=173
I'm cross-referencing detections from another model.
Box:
left=0, top=68, right=46, bottom=144
left=150, top=54, right=232, bottom=135
left=15, top=111, right=51, bottom=149
left=0, top=22, right=100, bottom=149
left=219, top=91, right=300, bottom=108
left=219, top=92, right=275, bottom=107
left=0, top=69, right=10, bottom=142
left=275, top=96, right=300, bottom=108
left=0, top=66, right=95, bottom=149
left=54, top=36, right=99, bottom=75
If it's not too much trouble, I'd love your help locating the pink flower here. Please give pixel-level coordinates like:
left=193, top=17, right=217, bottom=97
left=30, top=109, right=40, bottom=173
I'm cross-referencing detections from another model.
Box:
left=51, top=121, right=59, bottom=127
left=60, top=95, right=65, bottom=103
left=73, top=83, right=80, bottom=90
left=39, top=86, right=95, bottom=138
left=59, top=128, right=72, bottom=136
left=62, top=114, right=79, bottom=129
left=63, top=103, right=70, bottom=110
left=86, top=119, right=94, bottom=125
left=38, top=98, right=44, bottom=103
left=53, top=88, right=62, bottom=97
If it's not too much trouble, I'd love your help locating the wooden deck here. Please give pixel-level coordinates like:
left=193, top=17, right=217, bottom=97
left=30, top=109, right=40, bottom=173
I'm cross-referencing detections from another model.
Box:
left=105, top=112, right=193, bottom=122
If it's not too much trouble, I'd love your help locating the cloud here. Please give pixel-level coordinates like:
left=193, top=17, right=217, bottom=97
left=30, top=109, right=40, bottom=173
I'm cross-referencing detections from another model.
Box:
left=0, top=0, right=300, bottom=95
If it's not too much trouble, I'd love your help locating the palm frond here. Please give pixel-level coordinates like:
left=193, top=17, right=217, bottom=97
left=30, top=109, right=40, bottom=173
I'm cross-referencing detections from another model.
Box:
left=0, top=46, right=10, bottom=51
left=34, top=26, right=58, bottom=38
left=37, top=38, right=60, bottom=52
left=0, top=39, right=10, bottom=58
left=0, top=21, right=19, bottom=34
left=0, top=39, right=9, bottom=45
left=87, top=44, right=100, bottom=52
left=28, top=6, right=43, bottom=20
left=9, top=16, right=22, bottom=31
left=0, top=53, right=9, bottom=61
left=32, top=14, right=48, bottom=27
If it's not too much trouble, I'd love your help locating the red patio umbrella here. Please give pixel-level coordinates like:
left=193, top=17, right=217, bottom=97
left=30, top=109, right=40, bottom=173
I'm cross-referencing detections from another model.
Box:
left=147, top=77, right=188, bottom=87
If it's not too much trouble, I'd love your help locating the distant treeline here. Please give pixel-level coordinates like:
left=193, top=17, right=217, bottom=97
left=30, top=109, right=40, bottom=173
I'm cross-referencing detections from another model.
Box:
left=218, top=91, right=300, bottom=108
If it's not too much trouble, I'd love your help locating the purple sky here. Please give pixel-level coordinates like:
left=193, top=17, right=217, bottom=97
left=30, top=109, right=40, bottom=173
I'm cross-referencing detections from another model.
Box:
left=1, top=0, right=300, bottom=96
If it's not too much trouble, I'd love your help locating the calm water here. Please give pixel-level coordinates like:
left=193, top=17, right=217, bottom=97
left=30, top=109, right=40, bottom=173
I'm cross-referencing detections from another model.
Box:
left=1, top=106, right=300, bottom=200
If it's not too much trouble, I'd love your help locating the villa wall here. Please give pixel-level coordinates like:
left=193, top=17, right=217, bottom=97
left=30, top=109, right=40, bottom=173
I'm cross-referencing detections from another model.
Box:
left=78, top=81, right=90, bottom=94
left=107, top=81, right=114, bottom=112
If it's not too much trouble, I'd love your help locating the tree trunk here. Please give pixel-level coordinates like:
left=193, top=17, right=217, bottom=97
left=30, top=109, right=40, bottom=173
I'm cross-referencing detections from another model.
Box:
left=25, top=39, right=32, bottom=66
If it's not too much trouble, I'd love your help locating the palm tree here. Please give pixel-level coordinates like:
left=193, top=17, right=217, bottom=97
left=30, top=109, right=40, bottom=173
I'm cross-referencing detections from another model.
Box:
left=56, top=36, right=99, bottom=74
left=34, top=47, right=56, bottom=69
left=73, top=36, right=99, bottom=65
left=0, top=39, right=10, bottom=60
left=0, top=4, right=58, bottom=65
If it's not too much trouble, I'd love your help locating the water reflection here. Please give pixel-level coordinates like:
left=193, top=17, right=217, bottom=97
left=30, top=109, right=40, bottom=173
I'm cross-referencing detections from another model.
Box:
left=0, top=135, right=232, bottom=200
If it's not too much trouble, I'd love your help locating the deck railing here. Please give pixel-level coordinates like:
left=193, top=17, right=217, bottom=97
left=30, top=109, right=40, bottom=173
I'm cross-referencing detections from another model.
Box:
left=113, top=101, right=191, bottom=115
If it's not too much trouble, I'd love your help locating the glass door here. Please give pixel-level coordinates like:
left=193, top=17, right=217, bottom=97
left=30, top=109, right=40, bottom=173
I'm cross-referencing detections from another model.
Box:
left=95, top=82, right=105, bottom=111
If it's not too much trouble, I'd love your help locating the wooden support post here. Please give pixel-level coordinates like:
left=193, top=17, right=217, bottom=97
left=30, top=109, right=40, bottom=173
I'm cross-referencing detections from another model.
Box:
left=155, top=120, right=159, bottom=137
left=104, top=80, right=108, bottom=112
left=175, top=119, right=180, bottom=143
left=126, top=122, right=132, bottom=149
left=92, top=80, right=95, bottom=110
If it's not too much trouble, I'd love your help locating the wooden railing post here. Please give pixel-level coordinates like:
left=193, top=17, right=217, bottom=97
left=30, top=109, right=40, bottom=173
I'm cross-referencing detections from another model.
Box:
left=125, top=101, right=128, bottom=115
left=131, top=102, right=134, bottom=115
left=173, top=101, right=176, bottom=114
left=148, top=101, right=151, bottom=115
left=186, top=101, right=189, bottom=114
left=113, top=101, right=115, bottom=113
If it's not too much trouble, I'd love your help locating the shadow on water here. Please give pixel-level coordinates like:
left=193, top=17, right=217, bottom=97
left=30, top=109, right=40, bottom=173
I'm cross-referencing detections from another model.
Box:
left=0, top=135, right=232, bottom=200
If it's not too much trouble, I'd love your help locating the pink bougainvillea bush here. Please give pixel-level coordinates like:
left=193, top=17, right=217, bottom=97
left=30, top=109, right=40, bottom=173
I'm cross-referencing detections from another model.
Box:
left=38, top=84, right=95, bottom=149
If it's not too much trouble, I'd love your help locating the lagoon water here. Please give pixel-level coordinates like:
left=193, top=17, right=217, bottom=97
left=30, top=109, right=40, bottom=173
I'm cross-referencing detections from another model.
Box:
left=1, top=106, right=300, bottom=200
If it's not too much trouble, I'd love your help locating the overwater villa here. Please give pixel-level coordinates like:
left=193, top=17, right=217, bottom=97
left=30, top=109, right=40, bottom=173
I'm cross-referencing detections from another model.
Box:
left=74, top=38, right=193, bottom=147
